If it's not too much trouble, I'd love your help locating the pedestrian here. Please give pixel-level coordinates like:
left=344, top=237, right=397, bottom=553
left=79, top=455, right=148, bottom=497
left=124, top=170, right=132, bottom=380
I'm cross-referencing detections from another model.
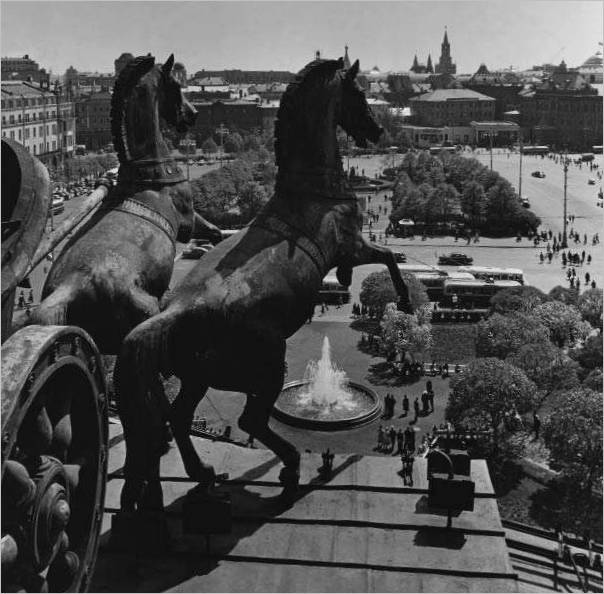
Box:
left=585, top=272, right=590, bottom=284
left=591, top=280, right=596, bottom=289
left=390, top=394, right=397, bottom=417
left=548, top=252, right=553, bottom=263
left=428, top=389, right=435, bottom=412
left=539, top=252, right=544, bottom=264
left=396, top=428, right=404, bottom=455
left=587, top=254, right=592, bottom=265
left=421, top=390, right=429, bottom=415
left=404, top=425, right=415, bottom=453
left=377, top=425, right=384, bottom=451
left=18, top=291, right=25, bottom=309
left=582, top=250, right=586, bottom=263
left=28, top=290, right=34, bottom=304
left=402, top=394, right=409, bottom=417
left=388, top=426, right=396, bottom=453
left=533, top=412, right=541, bottom=440
left=584, top=234, right=587, bottom=245
left=413, top=397, right=420, bottom=421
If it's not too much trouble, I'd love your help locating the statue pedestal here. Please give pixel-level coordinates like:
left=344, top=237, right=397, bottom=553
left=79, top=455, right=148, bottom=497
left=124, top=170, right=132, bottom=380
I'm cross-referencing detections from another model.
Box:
left=109, top=510, right=170, bottom=553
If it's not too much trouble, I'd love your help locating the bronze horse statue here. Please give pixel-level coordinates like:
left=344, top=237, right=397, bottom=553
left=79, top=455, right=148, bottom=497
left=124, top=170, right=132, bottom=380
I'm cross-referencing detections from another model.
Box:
left=32, top=54, right=221, bottom=354
left=115, top=57, right=412, bottom=511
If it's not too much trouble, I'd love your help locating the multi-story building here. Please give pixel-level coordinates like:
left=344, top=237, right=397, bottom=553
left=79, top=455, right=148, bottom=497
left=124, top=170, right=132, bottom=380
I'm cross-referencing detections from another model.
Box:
left=65, top=66, right=114, bottom=97
left=520, top=61, right=602, bottom=150
left=464, top=64, right=524, bottom=120
left=1, top=54, right=49, bottom=84
left=192, top=69, right=295, bottom=85
left=1, top=79, right=76, bottom=166
left=75, top=91, right=112, bottom=150
left=409, top=88, right=495, bottom=127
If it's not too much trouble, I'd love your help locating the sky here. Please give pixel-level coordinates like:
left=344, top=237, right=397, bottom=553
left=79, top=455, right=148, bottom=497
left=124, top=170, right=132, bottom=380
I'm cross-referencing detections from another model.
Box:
left=1, top=1, right=602, bottom=76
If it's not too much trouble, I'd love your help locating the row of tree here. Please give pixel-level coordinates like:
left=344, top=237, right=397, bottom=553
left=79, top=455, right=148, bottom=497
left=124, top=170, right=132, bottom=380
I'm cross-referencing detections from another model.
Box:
left=447, top=284, right=602, bottom=537
left=388, top=151, right=541, bottom=236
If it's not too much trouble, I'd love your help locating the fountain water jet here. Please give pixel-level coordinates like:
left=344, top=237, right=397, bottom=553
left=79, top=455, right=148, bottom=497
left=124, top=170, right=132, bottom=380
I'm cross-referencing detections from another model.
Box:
left=273, top=336, right=381, bottom=430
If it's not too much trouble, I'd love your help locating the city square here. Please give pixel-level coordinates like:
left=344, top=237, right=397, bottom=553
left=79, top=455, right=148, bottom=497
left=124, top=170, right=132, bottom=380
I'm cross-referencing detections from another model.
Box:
left=1, top=2, right=603, bottom=593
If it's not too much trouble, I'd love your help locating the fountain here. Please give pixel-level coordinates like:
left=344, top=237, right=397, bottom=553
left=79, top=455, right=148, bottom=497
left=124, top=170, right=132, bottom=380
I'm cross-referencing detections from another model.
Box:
left=273, top=336, right=381, bottom=430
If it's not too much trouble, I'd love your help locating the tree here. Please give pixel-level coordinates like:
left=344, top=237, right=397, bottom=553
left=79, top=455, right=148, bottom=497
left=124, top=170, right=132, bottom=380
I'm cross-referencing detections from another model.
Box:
left=224, top=132, right=244, bottom=154
left=237, top=181, right=268, bottom=221
left=532, top=301, right=591, bottom=348
left=447, top=358, right=537, bottom=450
left=506, top=343, right=580, bottom=410
left=360, top=270, right=428, bottom=319
left=461, top=181, right=487, bottom=229
left=582, top=368, right=603, bottom=392
left=489, top=285, right=549, bottom=315
left=380, top=303, right=433, bottom=363
left=201, top=137, right=218, bottom=154
left=543, top=387, right=602, bottom=493
left=548, top=285, right=579, bottom=307
left=427, top=183, right=461, bottom=224
left=577, top=287, right=603, bottom=329
left=570, top=334, right=603, bottom=375
left=475, top=312, right=550, bottom=359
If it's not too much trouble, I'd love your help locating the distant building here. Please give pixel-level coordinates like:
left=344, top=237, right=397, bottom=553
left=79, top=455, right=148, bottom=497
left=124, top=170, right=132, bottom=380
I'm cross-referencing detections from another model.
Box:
left=75, top=91, right=112, bottom=150
left=409, top=88, right=495, bottom=127
left=1, top=79, right=76, bottom=166
left=464, top=64, right=524, bottom=120
left=192, top=69, right=295, bottom=85
left=1, top=54, right=49, bottom=85
left=64, top=66, right=114, bottom=98
left=435, top=28, right=456, bottom=75
left=577, top=50, right=603, bottom=85
left=520, top=61, right=602, bottom=150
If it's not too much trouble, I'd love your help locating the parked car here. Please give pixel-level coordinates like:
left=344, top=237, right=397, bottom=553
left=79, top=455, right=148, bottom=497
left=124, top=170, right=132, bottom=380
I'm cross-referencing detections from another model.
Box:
left=438, top=253, right=473, bottom=266
left=588, top=178, right=596, bottom=185
left=181, top=239, right=213, bottom=259
left=531, top=171, right=545, bottom=178
left=394, top=252, right=407, bottom=263
left=522, top=198, right=531, bottom=208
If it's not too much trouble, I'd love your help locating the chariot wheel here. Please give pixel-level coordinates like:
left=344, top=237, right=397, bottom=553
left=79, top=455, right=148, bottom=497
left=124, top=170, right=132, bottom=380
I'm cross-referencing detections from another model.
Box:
left=1, top=325, right=108, bottom=592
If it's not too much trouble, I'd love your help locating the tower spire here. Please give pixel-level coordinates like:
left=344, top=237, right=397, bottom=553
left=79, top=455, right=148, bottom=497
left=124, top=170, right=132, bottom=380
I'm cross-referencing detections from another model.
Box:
left=443, top=25, right=449, bottom=45
left=343, top=45, right=351, bottom=70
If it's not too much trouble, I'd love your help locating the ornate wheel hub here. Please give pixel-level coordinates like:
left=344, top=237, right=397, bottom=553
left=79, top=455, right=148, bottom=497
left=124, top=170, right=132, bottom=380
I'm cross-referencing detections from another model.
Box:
left=2, top=326, right=107, bottom=592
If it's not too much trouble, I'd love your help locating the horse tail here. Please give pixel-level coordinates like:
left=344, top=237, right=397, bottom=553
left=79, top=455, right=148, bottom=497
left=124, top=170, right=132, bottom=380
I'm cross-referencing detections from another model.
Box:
left=29, top=284, right=76, bottom=326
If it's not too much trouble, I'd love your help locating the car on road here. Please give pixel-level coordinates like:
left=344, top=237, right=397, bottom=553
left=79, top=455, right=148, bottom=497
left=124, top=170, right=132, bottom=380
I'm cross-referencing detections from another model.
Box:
left=521, top=198, right=531, bottom=208
left=588, top=178, right=596, bottom=185
left=531, top=171, right=546, bottom=178
left=181, top=239, right=213, bottom=259
left=51, top=197, right=65, bottom=215
left=438, top=253, right=473, bottom=266
left=393, top=252, right=407, bottom=263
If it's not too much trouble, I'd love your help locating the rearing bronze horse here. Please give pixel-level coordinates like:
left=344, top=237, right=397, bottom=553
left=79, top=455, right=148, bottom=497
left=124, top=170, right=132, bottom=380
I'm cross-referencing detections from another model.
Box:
left=115, top=58, right=412, bottom=510
left=32, top=54, right=221, bottom=354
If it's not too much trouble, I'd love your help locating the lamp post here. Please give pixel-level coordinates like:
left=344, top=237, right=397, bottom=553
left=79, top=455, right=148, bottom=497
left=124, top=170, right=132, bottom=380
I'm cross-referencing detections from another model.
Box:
left=518, top=136, right=523, bottom=200
left=216, top=123, right=228, bottom=166
left=562, top=151, right=569, bottom=248
left=489, top=131, right=493, bottom=171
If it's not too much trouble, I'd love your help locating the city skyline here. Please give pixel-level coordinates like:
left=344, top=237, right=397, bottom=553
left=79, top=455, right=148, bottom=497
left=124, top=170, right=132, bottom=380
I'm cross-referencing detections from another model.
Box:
left=1, top=1, right=602, bottom=76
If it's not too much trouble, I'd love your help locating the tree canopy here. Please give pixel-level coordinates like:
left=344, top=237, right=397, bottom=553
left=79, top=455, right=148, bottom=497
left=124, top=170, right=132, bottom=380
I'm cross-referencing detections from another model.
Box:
left=447, top=358, right=537, bottom=445
left=359, top=270, right=428, bottom=318
left=532, top=301, right=591, bottom=348
left=475, top=312, right=550, bottom=359
left=576, top=287, right=603, bottom=330
left=380, top=303, right=433, bottom=363
left=489, top=285, right=549, bottom=315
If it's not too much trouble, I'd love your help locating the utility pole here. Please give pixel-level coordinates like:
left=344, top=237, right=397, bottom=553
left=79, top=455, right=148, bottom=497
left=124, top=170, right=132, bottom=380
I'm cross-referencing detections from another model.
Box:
left=562, top=151, right=569, bottom=248
left=518, top=136, right=523, bottom=199
left=216, top=123, right=228, bottom=166
left=489, top=131, right=493, bottom=171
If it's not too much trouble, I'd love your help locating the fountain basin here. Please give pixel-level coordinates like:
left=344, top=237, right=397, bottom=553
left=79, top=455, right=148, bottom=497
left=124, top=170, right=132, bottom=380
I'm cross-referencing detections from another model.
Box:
left=273, top=379, right=382, bottom=430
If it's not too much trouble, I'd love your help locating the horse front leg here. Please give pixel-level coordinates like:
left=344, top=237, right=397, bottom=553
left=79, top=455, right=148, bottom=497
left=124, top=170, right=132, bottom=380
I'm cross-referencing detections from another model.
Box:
left=355, top=238, right=412, bottom=313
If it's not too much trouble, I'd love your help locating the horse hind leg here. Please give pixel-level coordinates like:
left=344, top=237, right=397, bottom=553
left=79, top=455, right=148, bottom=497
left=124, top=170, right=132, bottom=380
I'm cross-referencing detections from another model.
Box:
left=170, top=379, right=216, bottom=488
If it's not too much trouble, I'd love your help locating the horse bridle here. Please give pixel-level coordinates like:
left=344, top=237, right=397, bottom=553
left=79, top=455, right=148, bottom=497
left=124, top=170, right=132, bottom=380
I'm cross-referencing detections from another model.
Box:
left=103, top=197, right=177, bottom=242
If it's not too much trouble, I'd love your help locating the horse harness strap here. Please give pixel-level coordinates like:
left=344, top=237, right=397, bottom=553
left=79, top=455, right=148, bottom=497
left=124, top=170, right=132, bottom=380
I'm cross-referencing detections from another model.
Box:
left=110, top=198, right=176, bottom=240
left=253, top=214, right=328, bottom=273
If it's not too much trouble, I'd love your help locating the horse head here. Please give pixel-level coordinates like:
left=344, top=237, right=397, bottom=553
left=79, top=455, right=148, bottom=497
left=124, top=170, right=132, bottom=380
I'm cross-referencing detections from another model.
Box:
left=111, top=54, right=197, bottom=165
left=158, top=54, right=197, bottom=133
left=338, top=59, right=383, bottom=148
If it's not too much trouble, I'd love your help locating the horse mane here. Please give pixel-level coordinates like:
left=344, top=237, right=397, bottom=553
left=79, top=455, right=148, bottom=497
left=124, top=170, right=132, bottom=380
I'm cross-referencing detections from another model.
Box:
left=110, top=55, right=157, bottom=163
left=274, top=58, right=344, bottom=168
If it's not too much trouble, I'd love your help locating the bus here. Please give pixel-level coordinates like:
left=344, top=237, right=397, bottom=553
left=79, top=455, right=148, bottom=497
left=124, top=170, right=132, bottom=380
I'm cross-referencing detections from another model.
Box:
left=397, top=263, right=442, bottom=274
left=457, top=266, right=524, bottom=285
left=592, top=145, right=603, bottom=155
left=413, top=271, right=448, bottom=301
left=319, top=273, right=351, bottom=305
left=521, top=145, right=549, bottom=155
left=429, top=146, right=457, bottom=155
left=442, top=279, right=522, bottom=309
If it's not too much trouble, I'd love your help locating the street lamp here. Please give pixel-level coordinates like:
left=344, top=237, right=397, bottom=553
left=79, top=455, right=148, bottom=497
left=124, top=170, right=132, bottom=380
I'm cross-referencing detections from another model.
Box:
left=561, top=151, right=569, bottom=248
left=215, top=123, right=228, bottom=165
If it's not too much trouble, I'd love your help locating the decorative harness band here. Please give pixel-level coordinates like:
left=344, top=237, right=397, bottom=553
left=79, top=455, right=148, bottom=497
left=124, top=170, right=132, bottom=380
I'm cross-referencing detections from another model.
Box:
left=118, top=159, right=186, bottom=185
left=252, top=214, right=329, bottom=273
left=107, top=198, right=176, bottom=240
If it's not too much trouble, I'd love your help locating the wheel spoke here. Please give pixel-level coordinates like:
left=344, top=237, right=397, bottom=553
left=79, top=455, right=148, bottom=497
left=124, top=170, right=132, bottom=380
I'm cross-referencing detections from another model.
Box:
left=18, top=406, right=53, bottom=457
left=1, top=533, right=19, bottom=575
left=3, top=460, right=35, bottom=511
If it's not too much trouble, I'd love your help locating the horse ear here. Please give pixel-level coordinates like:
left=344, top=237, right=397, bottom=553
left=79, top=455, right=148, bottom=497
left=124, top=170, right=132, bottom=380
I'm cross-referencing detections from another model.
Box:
left=162, top=54, right=175, bottom=74
left=347, top=59, right=360, bottom=80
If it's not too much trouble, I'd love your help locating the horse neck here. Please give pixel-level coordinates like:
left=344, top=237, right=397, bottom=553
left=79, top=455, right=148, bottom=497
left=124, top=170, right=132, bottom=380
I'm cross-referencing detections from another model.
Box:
left=122, top=93, right=170, bottom=164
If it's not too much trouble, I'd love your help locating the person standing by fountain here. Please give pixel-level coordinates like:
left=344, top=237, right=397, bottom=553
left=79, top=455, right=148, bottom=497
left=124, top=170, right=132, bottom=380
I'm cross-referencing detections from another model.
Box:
left=413, top=397, right=420, bottom=422
left=396, top=428, right=404, bottom=455
left=377, top=424, right=385, bottom=451
left=402, top=394, right=409, bottom=417
left=404, top=425, right=415, bottom=453
left=388, top=426, right=397, bottom=453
